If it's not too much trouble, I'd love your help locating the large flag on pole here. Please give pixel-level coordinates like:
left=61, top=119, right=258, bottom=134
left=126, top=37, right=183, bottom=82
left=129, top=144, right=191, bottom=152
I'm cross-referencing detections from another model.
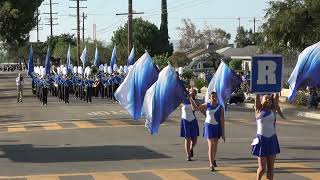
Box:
left=114, top=52, right=159, bottom=120
left=27, top=46, right=34, bottom=77
left=45, top=46, right=51, bottom=75
left=80, top=46, right=87, bottom=67
left=67, top=44, right=71, bottom=70
left=110, top=46, right=117, bottom=68
left=288, top=42, right=320, bottom=102
left=128, top=46, right=135, bottom=65
left=142, top=64, right=187, bottom=134
left=205, top=61, right=242, bottom=109
left=94, top=46, right=99, bottom=67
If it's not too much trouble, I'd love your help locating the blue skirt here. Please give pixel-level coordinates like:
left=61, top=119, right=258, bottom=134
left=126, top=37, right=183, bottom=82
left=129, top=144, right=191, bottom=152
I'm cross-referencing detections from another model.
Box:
left=252, top=134, right=280, bottom=157
left=180, top=119, right=199, bottom=138
left=203, top=123, right=222, bottom=139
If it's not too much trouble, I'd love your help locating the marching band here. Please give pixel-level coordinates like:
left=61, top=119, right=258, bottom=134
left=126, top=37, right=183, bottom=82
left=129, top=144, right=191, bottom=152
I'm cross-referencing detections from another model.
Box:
left=30, top=64, right=128, bottom=106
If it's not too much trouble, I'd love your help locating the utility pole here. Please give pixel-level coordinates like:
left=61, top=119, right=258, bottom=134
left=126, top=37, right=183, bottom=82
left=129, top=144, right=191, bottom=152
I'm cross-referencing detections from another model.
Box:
left=93, top=23, right=96, bottom=41
left=237, top=17, right=241, bottom=30
left=116, top=0, right=144, bottom=56
left=128, top=0, right=132, bottom=55
left=82, top=12, right=87, bottom=42
left=254, top=18, right=256, bottom=34
left=43, top=0, right=58, bottom=37
left=69, top=0, right=87, bottom=66
left=36, top=0, right=39, bottom=42
left=36, top=0, right=40, bottom=42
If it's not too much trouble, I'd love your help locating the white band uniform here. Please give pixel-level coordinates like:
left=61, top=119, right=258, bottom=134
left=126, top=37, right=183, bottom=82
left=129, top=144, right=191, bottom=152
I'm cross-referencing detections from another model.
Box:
left=181, top=104, right=196, bottom=121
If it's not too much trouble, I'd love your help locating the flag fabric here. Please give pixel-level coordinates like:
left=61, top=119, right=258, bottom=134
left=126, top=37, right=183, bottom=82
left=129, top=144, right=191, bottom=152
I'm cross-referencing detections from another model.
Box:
left=205, top=61, right=242, bottom=109
left=114, top=52, right=159, bottom=120
left=128, top=46, right=135, bottom=65
left=80, top=46, right=87, bottom=67
left=110, top=46, right=117, bottom=67
left=94, top=46, right=99, bottom=67
left=67, top=45, right=71, bottom=70
left=27, top=46, right=34, bottom=77
left=288, top=42, right=320, bottom=102
left=142, top=64, right=187, bottom=135
left=45, top=46, right=51, bottom=75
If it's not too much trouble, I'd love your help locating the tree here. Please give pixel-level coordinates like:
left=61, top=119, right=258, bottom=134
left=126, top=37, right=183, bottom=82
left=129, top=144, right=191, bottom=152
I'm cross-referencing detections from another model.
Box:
left=229, top=59, right=242, bottom=71
left=47, top=33, right=76, bottom=52
left=54, top=38, right=112, bottom=66
left=260, top=0, right=320, bottom=54
left=112, top=18, right=162, bottom=65
left=177, top=19, right=231, bottom=50
left=0, top=0, right=43, bottom=48
left=168, top=52, right=191, bottom=67
left=52, top=40, right=69, bottom=64
left=153, top=53, right=170, bottom=70
left=235, top=27, right=254, bottom=48
left=159, top=0, right=173, bottom=55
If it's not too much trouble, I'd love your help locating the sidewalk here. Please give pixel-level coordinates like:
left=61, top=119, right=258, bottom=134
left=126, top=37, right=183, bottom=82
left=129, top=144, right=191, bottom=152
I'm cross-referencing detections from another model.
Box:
left=196, top=91, right=320, bottom=120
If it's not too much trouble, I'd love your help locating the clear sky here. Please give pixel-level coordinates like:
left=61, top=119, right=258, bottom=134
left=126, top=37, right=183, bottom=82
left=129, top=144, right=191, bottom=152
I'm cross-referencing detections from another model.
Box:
left=29, top=0, right=270, bottom=44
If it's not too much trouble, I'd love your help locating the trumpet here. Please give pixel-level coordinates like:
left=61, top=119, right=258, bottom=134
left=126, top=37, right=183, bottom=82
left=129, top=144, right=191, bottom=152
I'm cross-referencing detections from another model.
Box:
left=93, top=79, right=100, bottom=88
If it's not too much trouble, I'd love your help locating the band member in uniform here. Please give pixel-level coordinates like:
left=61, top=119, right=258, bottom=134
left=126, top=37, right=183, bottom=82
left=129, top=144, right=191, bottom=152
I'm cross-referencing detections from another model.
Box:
left=181, top=88, right=199, bottom=161
left=252, top=94, right=282, bottom=180
left=189, top=92, right=225, bottom=171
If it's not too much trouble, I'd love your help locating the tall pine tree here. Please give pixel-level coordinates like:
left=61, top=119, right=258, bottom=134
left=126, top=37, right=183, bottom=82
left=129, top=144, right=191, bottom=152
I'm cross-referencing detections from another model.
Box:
left=159, top=0, right=173, bottom=55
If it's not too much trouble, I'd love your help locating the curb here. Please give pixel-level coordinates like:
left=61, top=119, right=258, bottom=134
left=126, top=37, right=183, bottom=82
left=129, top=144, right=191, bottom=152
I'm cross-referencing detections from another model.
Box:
left=297, top=111, right=320, bottom=120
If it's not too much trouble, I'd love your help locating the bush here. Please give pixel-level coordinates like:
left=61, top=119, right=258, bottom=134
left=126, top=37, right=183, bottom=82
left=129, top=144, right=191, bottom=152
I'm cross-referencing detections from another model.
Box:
left=283, top=82, right=290, bottom=89
left=229, top=59, right=242, bottom=71
left=292, top=90, right=308, bottom=106
left=182, top=70, right=193, bottom=80
left=194, top=79, right=207, bottom=93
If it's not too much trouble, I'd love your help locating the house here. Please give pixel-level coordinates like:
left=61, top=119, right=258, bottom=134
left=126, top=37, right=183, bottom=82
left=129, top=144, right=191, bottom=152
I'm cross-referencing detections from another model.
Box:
left=184, top=44, right=296, bottom=83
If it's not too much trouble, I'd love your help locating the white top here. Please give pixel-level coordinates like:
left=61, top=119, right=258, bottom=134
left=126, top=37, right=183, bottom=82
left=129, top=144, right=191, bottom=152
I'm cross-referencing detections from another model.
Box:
left=205, top=105, right=220, bottom=125
left=256, top=110, right=276, bottom=137
left=181, top=104, right=196, bottom=121
left=16, top=77, right=24, bottom=86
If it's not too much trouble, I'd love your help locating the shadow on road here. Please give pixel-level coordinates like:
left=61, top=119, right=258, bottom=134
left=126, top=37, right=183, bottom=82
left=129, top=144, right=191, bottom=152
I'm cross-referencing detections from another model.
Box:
left=0, top=88, right=32, bottom=92
left=282, top=145, right=320, bottom=151
left=0, top=144, right=170, bottom=163
left=0, top=115, right=23, bottom=123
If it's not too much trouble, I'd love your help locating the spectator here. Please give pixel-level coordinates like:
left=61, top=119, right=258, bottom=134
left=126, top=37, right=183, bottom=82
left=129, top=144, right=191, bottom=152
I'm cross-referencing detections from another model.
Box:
left=16, top=73, right=24, bottom=102
left=308, top=87, right=318, bottom=109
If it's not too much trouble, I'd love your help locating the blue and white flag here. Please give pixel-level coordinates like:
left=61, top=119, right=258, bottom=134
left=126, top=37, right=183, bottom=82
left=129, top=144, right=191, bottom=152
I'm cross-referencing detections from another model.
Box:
left=114, top=52, right=159, bottom=120
left=142, top=64, right=187, bottom=134
left=45, top=46, right=51, bottom=75
left=288, top=42, right=320, bottom=102
left=27, top=46, right=34, bottom=77
left=67, top=44, right=71, bottom=70
left=80, top=46, right=87, bottom=67
left=205, top=61, right=242, bottom=109
left=94, top=46, right=99, bottom=67
left=128, top=46, right=135, bottom=65
left=110, top=46, right=117, bottom=68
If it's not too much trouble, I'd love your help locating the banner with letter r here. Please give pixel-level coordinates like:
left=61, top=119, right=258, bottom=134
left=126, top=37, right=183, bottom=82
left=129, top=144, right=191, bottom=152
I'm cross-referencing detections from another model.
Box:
left=251, top=55, right=283, bottom=94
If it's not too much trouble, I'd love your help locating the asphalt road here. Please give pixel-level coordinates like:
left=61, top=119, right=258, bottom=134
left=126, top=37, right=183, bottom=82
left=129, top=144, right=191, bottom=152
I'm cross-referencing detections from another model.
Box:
left=0, top=71, right=319, bottom=180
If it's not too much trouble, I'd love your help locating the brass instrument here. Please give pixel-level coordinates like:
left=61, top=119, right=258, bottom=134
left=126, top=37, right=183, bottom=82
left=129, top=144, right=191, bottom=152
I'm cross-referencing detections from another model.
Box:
left=93, top=79, right=100, bottom=88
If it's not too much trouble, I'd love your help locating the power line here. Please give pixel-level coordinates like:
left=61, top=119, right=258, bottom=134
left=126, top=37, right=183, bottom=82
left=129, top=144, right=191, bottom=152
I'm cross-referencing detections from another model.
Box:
left=96, top=19, right=128, bottom=35
left=96, top=17, right=127, bottom=33
left=144, top=0, right=209, bottom=17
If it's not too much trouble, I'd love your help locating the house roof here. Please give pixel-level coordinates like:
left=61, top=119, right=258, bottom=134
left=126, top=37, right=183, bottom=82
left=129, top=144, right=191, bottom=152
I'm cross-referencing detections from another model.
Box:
left=219, top=46, right=259, bottom=58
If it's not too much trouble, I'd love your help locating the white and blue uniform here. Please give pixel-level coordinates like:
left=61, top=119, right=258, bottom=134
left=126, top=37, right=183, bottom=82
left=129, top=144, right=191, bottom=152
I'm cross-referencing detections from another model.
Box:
left=180, top=98, right=199, bottom=138
left=251, top=109, right=280, bottom=157
left=203, top=103, right=222, bottom=139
